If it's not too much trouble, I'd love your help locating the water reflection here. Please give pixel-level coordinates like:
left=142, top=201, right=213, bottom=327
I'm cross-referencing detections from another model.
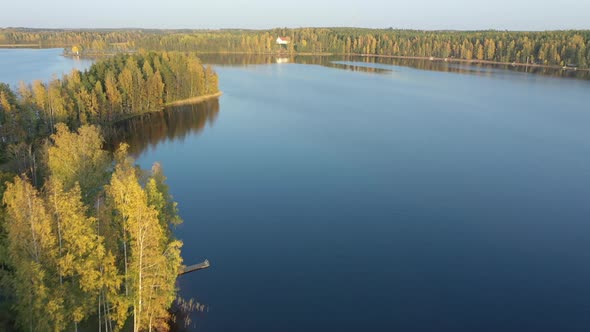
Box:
left=197, top=53, right=392, bottom=74
left=324, top=61, right=392, bottom=74
left=338, top=56, right=590, bottom=80
left=108, top=99, right=220, bottom=156
left=196, top=53, right=280, bottom=67
left=197, top=53, right=590, bottom=80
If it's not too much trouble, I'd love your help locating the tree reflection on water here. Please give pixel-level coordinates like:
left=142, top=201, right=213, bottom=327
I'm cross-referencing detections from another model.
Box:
left=107, top=98, right=220, bottom=156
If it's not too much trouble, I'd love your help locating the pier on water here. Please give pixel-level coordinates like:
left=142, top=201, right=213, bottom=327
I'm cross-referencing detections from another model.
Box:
left=179, top=259, right=210, bottom=275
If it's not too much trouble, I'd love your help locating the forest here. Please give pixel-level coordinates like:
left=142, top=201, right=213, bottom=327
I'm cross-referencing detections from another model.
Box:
left=0, top=51, right=219, bottom=331
left=1, top=125, right=183, bottom=331
left=2, top=27, right=589, bottom=68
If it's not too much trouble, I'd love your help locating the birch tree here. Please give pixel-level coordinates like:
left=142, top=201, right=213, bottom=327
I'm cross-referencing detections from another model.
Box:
left=47, top=123, right=110, bottom=203
left=107, top=145, right=182, bottom=332
left=3, top=176, right=64, bottom=331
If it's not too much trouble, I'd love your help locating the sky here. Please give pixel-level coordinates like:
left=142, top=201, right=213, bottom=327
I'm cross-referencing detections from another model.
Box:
left=2, top=0, right=589, bottom=30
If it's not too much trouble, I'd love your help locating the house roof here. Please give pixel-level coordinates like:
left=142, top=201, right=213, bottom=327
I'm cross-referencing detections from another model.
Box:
left=278, top=36, right=291, bottom=41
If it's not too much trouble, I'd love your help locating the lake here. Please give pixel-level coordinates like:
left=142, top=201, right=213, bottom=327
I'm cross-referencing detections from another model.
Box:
left=3, top=49, right=590, bottom=332
left=0, top=48, right=93, bottom=88
left=141, top=58, right=590, bottom=332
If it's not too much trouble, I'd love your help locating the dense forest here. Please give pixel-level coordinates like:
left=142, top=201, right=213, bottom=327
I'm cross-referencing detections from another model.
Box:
left=2, top=27, right=589, bottom=68
left=136, top=28, right=590, bottom=68
left=0, top=125, right=183, bottom=331
left=0, top=51, right=218, bottom=331
left=0, top=28, right=147, bottom=52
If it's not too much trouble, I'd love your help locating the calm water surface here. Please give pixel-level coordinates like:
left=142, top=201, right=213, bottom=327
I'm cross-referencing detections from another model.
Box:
left=3, top=49, right=590, bottom=332
left=133, top=58, right=590, bottom=332
left=0, top=48, right=93, bottom=88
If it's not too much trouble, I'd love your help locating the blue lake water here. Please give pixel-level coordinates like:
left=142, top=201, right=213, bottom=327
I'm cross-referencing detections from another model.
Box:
left=2, top=49, right=590, bottom=331
left=0, top=48, right=93, bottom=88
left=136, top=60, right=590, bottom=332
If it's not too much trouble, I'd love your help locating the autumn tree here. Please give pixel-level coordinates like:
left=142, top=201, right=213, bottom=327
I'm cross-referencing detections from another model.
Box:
left=146, top=162, right=182, bottom=232
left=44, top=178, right=115, bottom=330
left=47, top=123, right=110, bottom=202
left=3, top=176, right=63, bottom=331
left=107, top=146, right=182, bottom=332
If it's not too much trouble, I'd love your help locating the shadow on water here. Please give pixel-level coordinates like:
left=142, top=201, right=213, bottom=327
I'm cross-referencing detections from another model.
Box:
left=197, top=53, right=590, bottom=80
left=107, top=98, right=220, bottom=156
left=196, top=53, right=390, bottom=74
left=344, top=56, right=590, bottom=80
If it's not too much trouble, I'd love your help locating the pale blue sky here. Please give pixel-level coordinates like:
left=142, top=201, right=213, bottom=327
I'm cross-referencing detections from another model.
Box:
left=2, top=0, right=589, bottom=30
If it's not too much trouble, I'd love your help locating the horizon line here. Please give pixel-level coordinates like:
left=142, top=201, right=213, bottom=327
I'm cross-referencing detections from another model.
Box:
left=2, top=26, right=590, bottom=32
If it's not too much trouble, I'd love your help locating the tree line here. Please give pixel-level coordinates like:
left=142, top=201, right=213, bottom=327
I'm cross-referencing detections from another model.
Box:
left=138, top=28, right=590, bottom=68
left=2, top=27, right=588, bottom=68
left=0, top=28, right=145, bottom=49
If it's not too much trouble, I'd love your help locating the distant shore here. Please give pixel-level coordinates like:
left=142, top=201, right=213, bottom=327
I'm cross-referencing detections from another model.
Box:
left=2, top=44, right=587, bottom=73
left=355, top=53, right=590, bottom=72
left=2, top=44, right=587, bottom=72
left=194, top=50, right=590, bottom=72
left=0, top=44, right=40, bottom=48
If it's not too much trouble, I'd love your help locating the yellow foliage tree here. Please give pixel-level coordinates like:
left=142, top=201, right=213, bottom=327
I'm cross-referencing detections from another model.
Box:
left=107, top=145, right=183, bottom=332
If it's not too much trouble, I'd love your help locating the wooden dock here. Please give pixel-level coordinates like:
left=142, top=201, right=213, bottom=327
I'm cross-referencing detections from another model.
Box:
left=179, top=259, right=210, bottom=275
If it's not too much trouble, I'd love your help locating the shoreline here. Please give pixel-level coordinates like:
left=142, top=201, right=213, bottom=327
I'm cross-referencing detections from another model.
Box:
left=0, top=44, right=41, bottom=48
left=111, top=91, right=223, bottom=124
left=164, top=91, right=223, bottom=107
